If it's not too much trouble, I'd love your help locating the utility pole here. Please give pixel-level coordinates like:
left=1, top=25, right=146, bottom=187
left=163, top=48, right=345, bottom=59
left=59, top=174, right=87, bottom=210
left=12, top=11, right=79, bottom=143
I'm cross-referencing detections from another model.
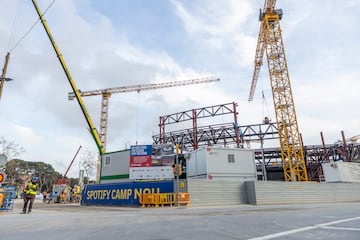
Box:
left=0, top=53, right=12, bottom=100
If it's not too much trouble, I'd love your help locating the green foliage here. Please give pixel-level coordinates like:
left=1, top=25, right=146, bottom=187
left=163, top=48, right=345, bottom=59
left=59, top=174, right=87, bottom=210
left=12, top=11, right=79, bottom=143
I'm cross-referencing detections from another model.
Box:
left=4, top=159, right=79, bottom=192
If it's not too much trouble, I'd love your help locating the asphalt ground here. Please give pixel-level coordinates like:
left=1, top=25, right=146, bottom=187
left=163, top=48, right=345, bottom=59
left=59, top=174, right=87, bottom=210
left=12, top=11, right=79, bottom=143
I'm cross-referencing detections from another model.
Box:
left=1, top=199, right=360, bottom=240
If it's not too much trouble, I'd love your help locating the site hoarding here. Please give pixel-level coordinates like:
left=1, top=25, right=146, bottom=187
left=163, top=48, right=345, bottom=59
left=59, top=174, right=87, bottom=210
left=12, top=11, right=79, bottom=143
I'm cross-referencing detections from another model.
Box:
left=129, top=144, right=175, bottom=180
left=81, top=180, right=174, bottom=206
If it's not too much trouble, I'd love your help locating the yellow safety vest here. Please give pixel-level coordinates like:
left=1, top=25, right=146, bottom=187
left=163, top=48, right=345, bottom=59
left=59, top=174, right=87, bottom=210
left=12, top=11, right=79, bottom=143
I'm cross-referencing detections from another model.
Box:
left=25, top=182, right=38, bottom=195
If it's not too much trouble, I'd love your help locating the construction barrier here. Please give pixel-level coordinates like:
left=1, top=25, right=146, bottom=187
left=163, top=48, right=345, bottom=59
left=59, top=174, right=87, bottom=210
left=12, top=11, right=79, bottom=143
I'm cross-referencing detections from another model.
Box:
left=176, top=192, right=190, bottom=206
left=0, top=192, right=4, bottom=207
left=139, top=193, right=156, bottom=207
left=0, top=186, right=16, bottom=211
left=139, top=192, right=190, bottom=207
left=156, top=193, right=175, bottom=207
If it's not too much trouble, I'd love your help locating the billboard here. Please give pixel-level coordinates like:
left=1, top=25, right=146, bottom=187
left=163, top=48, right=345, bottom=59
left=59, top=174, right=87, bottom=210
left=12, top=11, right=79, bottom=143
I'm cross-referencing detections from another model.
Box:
left=81, top=180, right=174, bottom=206
left=129, top=144, right=175, bottom=180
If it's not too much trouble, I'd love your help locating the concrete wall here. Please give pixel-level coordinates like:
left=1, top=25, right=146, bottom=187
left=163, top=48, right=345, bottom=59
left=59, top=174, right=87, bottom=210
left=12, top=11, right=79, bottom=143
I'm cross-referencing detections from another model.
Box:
left=246, top=181, right=360, bottom=205
left=187, top=179, right=248, bottom=206
left=187, top=179, right=360, bottom=206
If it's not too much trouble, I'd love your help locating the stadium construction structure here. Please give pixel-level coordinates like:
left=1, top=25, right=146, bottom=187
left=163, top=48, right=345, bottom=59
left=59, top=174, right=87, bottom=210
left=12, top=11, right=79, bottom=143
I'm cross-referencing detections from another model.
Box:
left=152, top=102, right=360, bottom=182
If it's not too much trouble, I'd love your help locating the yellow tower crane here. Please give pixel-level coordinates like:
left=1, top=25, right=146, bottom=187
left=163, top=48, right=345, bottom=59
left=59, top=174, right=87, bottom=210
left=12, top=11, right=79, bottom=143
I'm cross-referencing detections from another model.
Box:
left=248, top=0, right=308, bottom=181
left=68, top=77, right=220, bottom=151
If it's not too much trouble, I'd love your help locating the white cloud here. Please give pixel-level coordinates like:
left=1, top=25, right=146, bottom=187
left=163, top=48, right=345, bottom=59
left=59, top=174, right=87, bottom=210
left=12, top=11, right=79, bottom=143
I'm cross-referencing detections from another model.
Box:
left=0, top=0, right=359, bottom=178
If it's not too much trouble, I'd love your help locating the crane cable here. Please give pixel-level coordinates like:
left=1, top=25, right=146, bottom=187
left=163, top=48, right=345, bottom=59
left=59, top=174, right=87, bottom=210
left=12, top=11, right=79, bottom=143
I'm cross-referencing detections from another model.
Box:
left=259, top=72, right=271, bottom=122
left=135, top=92, right=140, bottom=145
left=8, top=0, right=56, bottom=53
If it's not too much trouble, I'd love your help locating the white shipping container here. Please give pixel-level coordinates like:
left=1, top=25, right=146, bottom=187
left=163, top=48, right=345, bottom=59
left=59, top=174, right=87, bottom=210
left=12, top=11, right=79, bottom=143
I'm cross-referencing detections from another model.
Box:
left=100, top=149, right=130, bottom=183
left=188, top=147, right=256, bottom=181
left=322, top=161, right=360, bottom=183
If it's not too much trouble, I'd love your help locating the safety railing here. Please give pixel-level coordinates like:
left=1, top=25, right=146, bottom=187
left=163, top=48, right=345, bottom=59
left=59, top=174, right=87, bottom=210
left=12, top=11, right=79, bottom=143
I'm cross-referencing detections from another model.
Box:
left=139, top=192, right=190, bottom=207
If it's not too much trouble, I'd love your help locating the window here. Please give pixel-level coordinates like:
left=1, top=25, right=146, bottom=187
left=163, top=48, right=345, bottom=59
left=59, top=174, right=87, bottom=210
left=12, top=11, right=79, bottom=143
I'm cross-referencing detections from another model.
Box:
left=105, top=156, right=111, bottom=166
left=228, top=154, right=235, bottom=163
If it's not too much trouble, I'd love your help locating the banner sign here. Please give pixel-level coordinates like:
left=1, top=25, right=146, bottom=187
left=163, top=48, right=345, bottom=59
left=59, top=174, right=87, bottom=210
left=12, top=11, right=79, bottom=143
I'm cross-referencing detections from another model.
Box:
left=129, top=166, right=173, bottom=179
left=129, top=144, right=175, bottom=180
left=130, top=145, right=152, bottom=167
left=81, top=180, right=174, bottom=206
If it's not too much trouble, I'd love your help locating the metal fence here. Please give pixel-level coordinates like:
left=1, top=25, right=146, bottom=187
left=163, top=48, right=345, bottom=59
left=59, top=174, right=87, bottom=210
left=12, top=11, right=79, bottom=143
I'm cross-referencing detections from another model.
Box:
left=0, top=186, right=16, bottom=211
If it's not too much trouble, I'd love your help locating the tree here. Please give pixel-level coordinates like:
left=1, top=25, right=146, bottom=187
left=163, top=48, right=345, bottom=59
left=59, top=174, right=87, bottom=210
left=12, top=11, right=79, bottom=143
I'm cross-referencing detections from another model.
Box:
left=81, top=150, right=97, bottom=182
left=5, top=159, right=62, bottom=191
left=4, top=159, right=29, bottom=185
left=0, top=136, right=25, bottom=161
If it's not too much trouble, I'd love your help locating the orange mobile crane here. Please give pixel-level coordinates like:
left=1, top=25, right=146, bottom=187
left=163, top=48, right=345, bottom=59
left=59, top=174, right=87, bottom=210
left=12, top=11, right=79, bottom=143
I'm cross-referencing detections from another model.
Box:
left=248, top=0, right=308, bottom=181
left=52, top=146, right=82, bottom=203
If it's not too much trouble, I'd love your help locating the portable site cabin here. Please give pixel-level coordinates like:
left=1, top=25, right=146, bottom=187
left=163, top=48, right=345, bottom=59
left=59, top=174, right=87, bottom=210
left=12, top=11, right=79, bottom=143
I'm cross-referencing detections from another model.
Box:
left=322, top=161, right=360, bottom=183
left=100, top=149, right=130, bottom=184
left=188, top=147, right=257, bottom=181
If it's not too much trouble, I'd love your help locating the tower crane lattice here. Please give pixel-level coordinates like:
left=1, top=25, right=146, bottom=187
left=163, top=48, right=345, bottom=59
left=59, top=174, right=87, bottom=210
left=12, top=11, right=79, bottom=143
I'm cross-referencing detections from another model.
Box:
left=248, top=0, right=308, bottom=181
left=68, top=77, right=220, bottom=151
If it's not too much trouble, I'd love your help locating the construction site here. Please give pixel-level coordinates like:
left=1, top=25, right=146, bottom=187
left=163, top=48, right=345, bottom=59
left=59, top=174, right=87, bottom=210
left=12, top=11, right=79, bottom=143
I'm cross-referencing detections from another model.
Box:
left=1, top=0, right=360, bottom=210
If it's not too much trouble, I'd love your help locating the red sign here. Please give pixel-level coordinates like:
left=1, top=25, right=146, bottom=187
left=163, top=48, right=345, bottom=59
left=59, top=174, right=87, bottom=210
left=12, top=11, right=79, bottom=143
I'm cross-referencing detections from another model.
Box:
left=130, top=155, right=152, bottom=167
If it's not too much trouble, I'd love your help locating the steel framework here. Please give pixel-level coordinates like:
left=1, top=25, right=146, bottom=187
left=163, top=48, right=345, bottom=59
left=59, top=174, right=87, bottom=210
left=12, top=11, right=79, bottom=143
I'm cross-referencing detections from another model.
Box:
left=157, top=102, right=240, bottom=150
left=153, top=103, right=359, bottom=181
left=153, top=101, right=279, bottom=151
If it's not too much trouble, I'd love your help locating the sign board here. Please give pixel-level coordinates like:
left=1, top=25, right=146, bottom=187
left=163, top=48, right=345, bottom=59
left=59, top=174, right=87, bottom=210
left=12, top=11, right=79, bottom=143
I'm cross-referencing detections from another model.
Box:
left=0, top=172, right=6, bottom=184
left=129, top=166, right=173, bottom=180
left=81, top=180, right=174, bottom=206
left=129, top=144, right=175, bottom=180
left=130, top=145, right=152, bottom=167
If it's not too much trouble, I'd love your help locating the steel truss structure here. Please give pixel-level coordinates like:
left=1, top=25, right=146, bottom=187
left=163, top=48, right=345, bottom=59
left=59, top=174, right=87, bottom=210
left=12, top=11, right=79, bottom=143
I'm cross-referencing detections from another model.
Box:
left=157, top=102, right=241, bottom=150
left=152, top=102, right=360, bottom=181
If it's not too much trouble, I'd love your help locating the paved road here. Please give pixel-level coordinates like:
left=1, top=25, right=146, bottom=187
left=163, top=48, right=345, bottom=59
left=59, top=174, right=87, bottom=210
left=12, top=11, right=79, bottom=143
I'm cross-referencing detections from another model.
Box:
left=1, top=199, right=360, bottom=240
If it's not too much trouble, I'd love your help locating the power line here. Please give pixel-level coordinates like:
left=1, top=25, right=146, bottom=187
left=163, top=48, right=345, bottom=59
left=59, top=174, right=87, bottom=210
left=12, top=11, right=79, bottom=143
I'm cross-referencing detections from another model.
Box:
left=7, top=0, right=24, bottom=52
left=9, top=0, right=56, bottom=53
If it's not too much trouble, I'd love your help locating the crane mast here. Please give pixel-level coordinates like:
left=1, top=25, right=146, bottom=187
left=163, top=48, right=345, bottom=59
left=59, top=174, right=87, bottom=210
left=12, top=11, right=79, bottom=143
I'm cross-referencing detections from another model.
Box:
left=248, top=0, right=308, bottom=181
left=68, top=77, right=220, bottom=151
left=32, top=0, right=104, bottom=155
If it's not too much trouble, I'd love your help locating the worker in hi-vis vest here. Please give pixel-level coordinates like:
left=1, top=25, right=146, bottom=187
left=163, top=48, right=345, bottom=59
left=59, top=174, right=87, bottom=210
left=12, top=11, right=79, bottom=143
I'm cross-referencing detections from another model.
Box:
left=22, top=176, right=39, bottom=214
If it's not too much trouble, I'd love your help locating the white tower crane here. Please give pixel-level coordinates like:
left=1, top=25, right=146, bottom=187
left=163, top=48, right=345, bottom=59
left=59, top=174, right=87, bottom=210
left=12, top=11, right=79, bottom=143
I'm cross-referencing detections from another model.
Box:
left=68, top=77, right=220, bottom=151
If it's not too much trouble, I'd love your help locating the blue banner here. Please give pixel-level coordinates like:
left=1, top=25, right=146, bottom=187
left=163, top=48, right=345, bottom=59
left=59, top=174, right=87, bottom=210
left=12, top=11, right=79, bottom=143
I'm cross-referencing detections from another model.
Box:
left=81, top=180, right=174, bottom=206
left=130, top=145, right=152, bottom=156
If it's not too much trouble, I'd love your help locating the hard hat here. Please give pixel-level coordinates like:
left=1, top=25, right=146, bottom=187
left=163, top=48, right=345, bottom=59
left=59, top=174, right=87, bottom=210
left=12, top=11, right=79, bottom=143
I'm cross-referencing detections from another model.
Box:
left=32, top=176, right=39, bottom=181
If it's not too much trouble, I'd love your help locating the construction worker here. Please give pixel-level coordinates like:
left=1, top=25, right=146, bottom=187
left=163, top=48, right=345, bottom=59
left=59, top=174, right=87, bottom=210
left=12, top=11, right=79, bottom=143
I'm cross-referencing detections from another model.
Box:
left=43, top=190, right=47, bottom=203
left=60, top=190, right=66, bottom=204
left=22, top=176, right=39, bottom=214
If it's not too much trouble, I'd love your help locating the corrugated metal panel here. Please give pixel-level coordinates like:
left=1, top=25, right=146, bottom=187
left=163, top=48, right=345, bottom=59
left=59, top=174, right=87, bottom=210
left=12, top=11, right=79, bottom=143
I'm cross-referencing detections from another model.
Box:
left=248, top=181, right=360, bottom=205
left=188, top=180, right=360, bottom=206
left=187, top=179, right=247, bottom=206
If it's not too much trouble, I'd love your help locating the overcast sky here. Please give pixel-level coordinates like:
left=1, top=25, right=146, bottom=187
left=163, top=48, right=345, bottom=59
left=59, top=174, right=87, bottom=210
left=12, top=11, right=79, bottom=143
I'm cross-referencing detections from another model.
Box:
left=0, top=0, right=359, bottom=178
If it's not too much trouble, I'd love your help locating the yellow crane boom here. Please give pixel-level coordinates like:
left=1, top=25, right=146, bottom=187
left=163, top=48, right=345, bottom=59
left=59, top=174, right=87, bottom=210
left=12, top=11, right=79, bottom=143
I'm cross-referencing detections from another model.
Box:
left=32, top=0, right=104, bottom=154
left=248, top=0, right=308, bottom=181
left=68, top=77, right=220, bottom=151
